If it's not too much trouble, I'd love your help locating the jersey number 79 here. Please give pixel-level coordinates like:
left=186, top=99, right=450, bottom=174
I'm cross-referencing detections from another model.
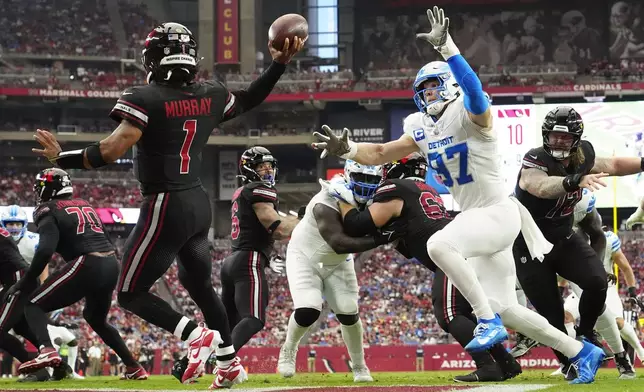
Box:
left=427, top=143, right=473, bottom=187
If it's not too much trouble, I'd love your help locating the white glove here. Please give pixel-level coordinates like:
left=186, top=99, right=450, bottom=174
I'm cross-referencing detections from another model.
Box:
left=269, top=255, right=286, bottom=275
left=416, top=6, right=460, bottom=59
left=327, top=175, right=357, bottom=207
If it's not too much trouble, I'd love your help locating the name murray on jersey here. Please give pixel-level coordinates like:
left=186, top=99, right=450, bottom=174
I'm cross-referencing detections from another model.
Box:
left=164, top=98, right=213, bottom=118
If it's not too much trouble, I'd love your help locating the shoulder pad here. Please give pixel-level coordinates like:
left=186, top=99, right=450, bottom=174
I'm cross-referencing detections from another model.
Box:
left=403, top=112, right=428, bottom=143
left=243, top=183, right=278, bottom=204
left=109, top=86, right=149, bottom=129
left=522, top=148, right=549, bottom=172
left=33, top=205, right=52, bottom=224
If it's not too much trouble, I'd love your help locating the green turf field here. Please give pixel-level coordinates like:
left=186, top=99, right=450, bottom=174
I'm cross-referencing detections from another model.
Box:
left=0, top=370, right=643, bottom=391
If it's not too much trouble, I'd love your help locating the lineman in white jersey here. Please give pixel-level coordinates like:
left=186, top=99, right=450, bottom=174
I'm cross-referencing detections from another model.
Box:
left=559, top=191, right=636, bottom=379
left=278, top=161, right=400, bottom=382
left=312, top=6, right=603, bottom=383
left=0, top=205, right=83, bottom=380
left=570, top=193, right=644, bottom=363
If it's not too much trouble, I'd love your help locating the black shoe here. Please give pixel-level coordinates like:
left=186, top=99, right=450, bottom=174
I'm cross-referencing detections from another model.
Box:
left=579, top=330, right=614, bottom=361
left=509, top=333, right=538, bottom=359
left=51, top=363, right=73, bottom=381
left=615, top=351, right=636, bottom=379
left=562, top=362, right=578, bottom=381
left=497, top=355, right=522, bottom=380
left=453, top=363, right=504, bottom=383
left=172, top=356, right=188, bottom=383
left=17, top=368, right=50, bottom=382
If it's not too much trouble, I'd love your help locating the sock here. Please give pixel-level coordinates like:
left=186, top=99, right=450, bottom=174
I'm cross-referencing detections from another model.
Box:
left=340, top=318, right=366, bottom=368
left=446, top=315, right=494, bottom=367
left=283, top=313, right=311, bottom=352
left=594, top=309, right=624, bottom=353
left=620, top=322, right=644, bottom=361
left=185, top=323, right=204, bottom=342
left=426, top=242, right=495, bottom=319
left=231, top=317, right=264, bottom=351
left=565, top=322, right=576, bottom=338
left=577, top=289, right=608, bottom=338
left=46, top=367, right=53, bottom=376
left=215, top=344, right=236, bottom=364
left=68, top=345, right=78, bottom=372
left=500, top=304, right=583, bottom=359
left=516, top=288, right=528, bottom=308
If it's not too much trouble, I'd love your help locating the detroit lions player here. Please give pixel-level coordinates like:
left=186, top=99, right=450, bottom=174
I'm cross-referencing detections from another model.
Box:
left=1, top=206, right=84, bottom=380
left=0, top=206, right=45, bottom=281
left=559, top=190, right=635, bottom=379
left=278, top=161, right=401, bottom=382
left=312, top=6, right=603, bottom=383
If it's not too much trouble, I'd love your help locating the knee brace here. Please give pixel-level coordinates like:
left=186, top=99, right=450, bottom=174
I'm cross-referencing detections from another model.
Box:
left=336, top=313, right=359, bottom=326
left=53, top=337, right=63, bottom=346
left=294, top=308, right=320, bottom=328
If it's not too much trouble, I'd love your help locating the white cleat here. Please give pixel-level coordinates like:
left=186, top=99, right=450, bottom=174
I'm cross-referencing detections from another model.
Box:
left=277, top=346, right=297, bottom=378
left=550, top=366, right=563, bottom=377
left=353, top=365, right=373, bottom=382
left=71, top=372, right=85, bottom=379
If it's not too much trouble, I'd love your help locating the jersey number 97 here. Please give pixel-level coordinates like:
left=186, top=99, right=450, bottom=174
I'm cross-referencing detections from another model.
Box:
left=428, top=143, right=473, bottom=187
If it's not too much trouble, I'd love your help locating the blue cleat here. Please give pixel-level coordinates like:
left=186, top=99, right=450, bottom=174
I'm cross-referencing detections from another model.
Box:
left=569, top=339, right=605, bottom=384
left=464, top=314, right=509, bottom=353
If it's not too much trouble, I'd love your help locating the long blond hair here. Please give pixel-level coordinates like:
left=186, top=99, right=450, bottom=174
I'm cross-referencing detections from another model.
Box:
left=571, top=145, right=585, bottom=167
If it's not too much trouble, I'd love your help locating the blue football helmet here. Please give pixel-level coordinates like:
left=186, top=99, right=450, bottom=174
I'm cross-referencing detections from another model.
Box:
left=413, top=61, right=461, bottom=116
left=1, top=205, right=28, bottom=241
left=344, top=160, right=383, bottom=205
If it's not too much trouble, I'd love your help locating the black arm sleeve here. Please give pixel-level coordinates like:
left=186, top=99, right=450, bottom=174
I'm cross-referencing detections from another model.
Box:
left=24, top=217, right=59, bottom=282
left=343, top=208, right=379, bottom=237
left=231, top=61, right=286, bottom=114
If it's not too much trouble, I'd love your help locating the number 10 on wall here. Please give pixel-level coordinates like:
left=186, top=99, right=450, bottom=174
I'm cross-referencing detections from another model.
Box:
left=507, top=124, right=523, bottom=145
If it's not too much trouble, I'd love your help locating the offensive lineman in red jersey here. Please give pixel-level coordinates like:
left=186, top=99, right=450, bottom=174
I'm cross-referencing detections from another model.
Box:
left=31, top=22, right=303, bottom=388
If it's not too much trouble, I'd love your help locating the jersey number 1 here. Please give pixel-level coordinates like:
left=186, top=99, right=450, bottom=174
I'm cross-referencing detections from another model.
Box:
left=180, top=120, right=197, bottom=174
left=428, top=143, right=473, bottom=187
left=65, top=207, right=104, bottom=234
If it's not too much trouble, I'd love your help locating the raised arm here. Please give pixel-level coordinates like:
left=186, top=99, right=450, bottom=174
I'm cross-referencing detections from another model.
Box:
left=416, top=6, right=491, bottom=128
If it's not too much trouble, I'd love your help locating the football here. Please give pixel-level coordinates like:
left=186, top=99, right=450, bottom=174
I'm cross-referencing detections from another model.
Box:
left=268, top=13, right=308, bottom=50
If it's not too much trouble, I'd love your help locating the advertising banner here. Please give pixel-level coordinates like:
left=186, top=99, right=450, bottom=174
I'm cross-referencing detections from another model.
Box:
left=216, top=0, right=239, bottom=64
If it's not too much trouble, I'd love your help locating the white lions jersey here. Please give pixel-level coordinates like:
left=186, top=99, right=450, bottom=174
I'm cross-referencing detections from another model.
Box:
left=603, top=230, right=621, bottom=274
left=572, top=189, right=596, bottom=230
left=288, top=190, right=352, bottom=265
left=17, top=231, right=39, bottom=264
left=403, top=97, right=504, bottom=210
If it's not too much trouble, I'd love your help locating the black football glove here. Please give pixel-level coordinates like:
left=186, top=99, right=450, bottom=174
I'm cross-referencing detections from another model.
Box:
left=297, top=206, right=306, bottom=220
left=373, top=219, right=408, bottom=246
left=628, top=286, right=638, bottom=298
left=607, top=273, right=617, bottom=285
left=5, top=277, right=26, bottom=298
